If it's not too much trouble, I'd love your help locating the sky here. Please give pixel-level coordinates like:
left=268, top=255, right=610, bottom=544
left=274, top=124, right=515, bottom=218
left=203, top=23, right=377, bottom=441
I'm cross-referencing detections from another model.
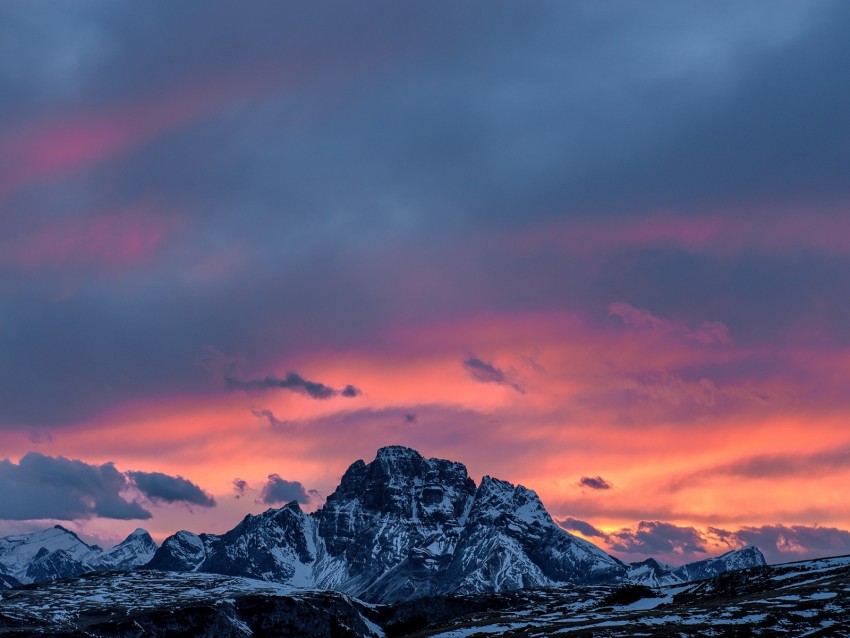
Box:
left=1, top=0, right=849, bottom=567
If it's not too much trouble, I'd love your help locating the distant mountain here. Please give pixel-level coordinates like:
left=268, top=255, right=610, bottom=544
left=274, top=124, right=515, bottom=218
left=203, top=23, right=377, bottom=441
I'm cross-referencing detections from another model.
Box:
left=0, top=447, right=766, bottom=598
left=147, top=445, right=765, bottom=602
left=670, top=545, right=766, bottom=582
left=626, top=545, right=767, bottom=587
left=0, top=526, right=157, bottom=586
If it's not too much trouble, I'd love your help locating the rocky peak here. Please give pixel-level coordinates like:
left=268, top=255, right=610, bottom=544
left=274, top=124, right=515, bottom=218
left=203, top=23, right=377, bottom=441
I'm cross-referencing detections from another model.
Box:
left=322, top=445, right=476, bottom=523
left=94, top=528, right=158, bottom=571
left=471, top=475, right=552, bottom=528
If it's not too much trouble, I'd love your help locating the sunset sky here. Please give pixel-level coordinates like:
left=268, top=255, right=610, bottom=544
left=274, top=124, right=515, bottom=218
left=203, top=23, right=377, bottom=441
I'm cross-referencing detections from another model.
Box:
left=2, top=1, right=850, bottom=567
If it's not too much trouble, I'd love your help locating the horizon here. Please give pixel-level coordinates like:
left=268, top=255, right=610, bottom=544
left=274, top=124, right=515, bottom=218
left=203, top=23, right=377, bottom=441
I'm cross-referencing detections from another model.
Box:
left=2, top=1, right=850, bottom=570
left=1, top=444, right=842, bottom=570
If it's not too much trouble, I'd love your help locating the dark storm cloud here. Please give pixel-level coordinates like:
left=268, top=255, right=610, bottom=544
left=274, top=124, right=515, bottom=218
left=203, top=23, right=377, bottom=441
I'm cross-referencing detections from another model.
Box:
left=608, top=521, right=708, bottom=556
left=127, top=471, right=215, bottom=507
left=558, top=516, right=606, bottom=538
left=0, top=453, right=214, bottom=521
left=463, top=356, right=523, bottom=393
left=1, top=0, right=849, bottom=430
left=579, top=476, right=612, bottom=490
left=259, top=473, right=310, bottom=505
left=0, top=453, right=149, bottom=521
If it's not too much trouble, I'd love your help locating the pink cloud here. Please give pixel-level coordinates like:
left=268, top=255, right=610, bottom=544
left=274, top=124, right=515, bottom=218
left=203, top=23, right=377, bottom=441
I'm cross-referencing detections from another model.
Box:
left=507, top=207, right=850, bottom=258
left=609, top=301, right=732, bottom=345
left=2, top=207, right=177, bottom=270
left=0, top=63, right=298, bottom=200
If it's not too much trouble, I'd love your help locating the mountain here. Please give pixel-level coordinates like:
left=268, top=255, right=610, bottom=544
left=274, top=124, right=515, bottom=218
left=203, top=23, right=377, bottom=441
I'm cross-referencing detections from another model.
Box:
left=147, top=445, right=762, bottom=602
left=670, top=544, right=766, bottom=582
left=0, top=526, right=99, bottom=584
left=0, top=553, right=847, bottom=637
left=625, top=557, right=677, bottom=587
left=91, top=528, right=158, bottom=571
left=0, top=446, right=766, bottom=598
left=0, top=526, right=157, bottom=586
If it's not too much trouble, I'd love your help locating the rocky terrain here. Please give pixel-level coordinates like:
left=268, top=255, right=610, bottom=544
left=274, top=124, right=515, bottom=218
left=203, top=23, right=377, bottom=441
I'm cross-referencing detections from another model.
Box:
left=0, top=554, right=847, bottom=636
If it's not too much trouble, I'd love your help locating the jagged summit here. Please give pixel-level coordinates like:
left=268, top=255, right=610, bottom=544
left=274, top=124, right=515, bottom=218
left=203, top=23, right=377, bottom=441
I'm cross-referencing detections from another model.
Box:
left=143, top=447, right=622, bottom=602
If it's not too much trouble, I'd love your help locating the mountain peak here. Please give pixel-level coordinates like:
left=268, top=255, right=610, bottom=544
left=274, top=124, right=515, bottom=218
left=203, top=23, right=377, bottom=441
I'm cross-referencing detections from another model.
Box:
left=375, top=445, right=423, bottom=461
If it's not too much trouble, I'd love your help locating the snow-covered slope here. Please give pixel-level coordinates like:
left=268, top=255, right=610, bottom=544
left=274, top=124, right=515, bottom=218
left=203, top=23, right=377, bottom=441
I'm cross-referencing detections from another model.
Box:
left=0, top=526, right=99, bottom=584
left=670, top=545, right=766, bottom=582
left=0, top=526, right=158, bottom=586
left=91, top=528, right=157, bottom=571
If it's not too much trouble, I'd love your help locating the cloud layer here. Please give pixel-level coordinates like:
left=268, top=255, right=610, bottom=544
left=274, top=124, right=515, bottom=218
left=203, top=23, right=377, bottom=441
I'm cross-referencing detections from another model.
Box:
left=0, top=453, right=213, bottom=521
left=0, top=1, right=848, bottom=551
left=259, top=474, right=310, bottom=505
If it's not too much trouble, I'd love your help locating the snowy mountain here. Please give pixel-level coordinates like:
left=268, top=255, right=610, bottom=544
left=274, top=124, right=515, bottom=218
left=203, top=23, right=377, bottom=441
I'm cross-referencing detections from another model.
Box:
left=624, top=545, right=767, bottom=588
left=147, top=445, right=763, bottom=602
left=670, top=545, right=766, bottom=582
left=91, top=528, right=157, bottom=571
left=0, top=526, right=157, bottom=586
left=0, top=447, right=766, bottom=599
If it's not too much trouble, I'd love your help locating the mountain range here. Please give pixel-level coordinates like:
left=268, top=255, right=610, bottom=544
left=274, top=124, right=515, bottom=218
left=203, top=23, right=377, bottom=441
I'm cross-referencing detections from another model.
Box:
left=0, top=446, right=765, bottom=602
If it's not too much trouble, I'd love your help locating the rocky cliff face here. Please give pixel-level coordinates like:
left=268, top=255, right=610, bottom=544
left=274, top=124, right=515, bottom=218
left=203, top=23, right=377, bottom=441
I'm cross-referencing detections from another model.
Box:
left=148, top=446, right=631, bottom=602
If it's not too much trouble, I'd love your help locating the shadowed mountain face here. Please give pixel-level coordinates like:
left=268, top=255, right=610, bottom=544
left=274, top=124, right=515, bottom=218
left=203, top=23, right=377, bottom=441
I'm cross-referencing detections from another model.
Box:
left=146, top=446, right=764, bottom=603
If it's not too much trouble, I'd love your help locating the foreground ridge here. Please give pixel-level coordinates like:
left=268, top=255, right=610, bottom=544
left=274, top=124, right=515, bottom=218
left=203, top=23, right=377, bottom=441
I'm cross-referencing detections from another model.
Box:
left=0, top=554, right=847, bottom=637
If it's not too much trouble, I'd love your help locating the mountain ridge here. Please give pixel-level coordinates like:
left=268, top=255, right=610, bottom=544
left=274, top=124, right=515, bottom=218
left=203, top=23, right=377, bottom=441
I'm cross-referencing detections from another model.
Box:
left=145, top=445, right=765, bottom=602
left=0, top=446, right=766, bottom=598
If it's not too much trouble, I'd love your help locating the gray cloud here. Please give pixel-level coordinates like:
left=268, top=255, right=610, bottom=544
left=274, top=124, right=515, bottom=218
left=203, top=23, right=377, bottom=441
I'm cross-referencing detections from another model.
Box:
left=669, top=446, right=850, bottom=491
left=608, top=521, right=708, bottom=556
left=0, top=453, right=150, bottom=520
left=341, top=384, right=362, bottom=397
left=259, top=473, right=310, bottom=505
left=227, top=371, right=360, bottom=400
left=712, top=524, right=850, bottom=565
left=250, top=407, right=286, bottom=428
left=232, top=478, right=248, bottom=499
left=579, top=476, right=612, bottom=490
left=565, top=517, right=850, bottom=565
left=128, top=470, right=215, bottom=507
left=463, top=356, right=523, bottom=393
left=558, top=516, right=606, bottom=538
